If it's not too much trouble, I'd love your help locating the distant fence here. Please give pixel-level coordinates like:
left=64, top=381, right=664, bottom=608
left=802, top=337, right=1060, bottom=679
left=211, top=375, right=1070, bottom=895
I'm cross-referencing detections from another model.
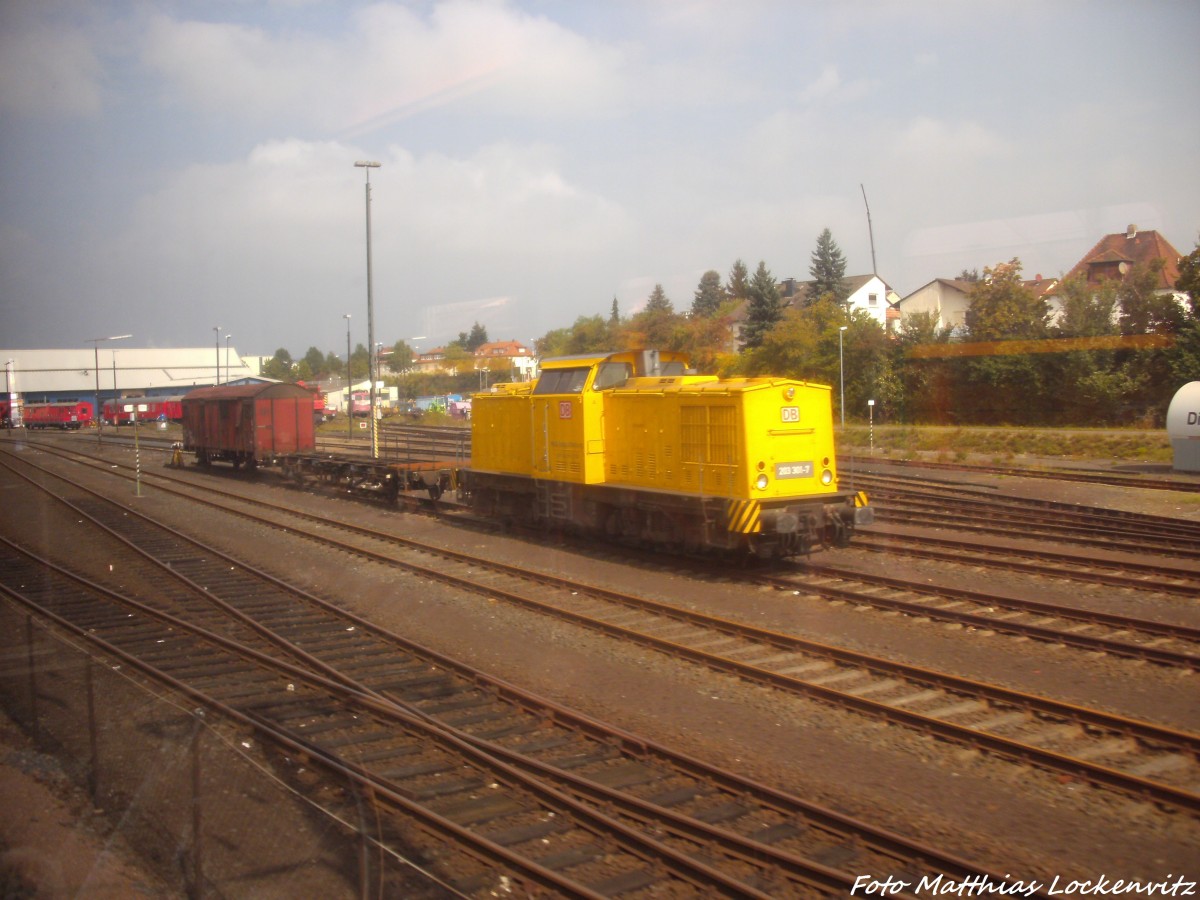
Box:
left=0, top=597, right=444, bottom=898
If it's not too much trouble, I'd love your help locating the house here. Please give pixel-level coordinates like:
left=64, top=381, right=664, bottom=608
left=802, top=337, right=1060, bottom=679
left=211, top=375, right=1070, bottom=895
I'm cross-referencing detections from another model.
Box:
left=779, top=274, right=900, bottom=331
left=1044, top=225, right=1186, bottom=324
left=473, top=340, right=538, bottom=382
left=898, top=273, right=1058, bottom=333
left=896, top=278, right=974, bottom=332
left=1063, top=225, right=1182, bottom=290
left=410, top=347, right=456, bottom=376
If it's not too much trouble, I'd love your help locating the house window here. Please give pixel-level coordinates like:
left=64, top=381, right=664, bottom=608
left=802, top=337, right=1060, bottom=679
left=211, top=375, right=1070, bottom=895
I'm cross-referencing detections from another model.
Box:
left=869, top=293, right=878, bottom=306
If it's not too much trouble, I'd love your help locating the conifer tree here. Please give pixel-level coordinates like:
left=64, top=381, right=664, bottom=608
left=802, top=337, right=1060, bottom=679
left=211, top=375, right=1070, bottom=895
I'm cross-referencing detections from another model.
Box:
left=691, top=270, right=724, bottom=317
left=741, top=261, right=782, bottom=349
left=809, top=228, right=849, bottom=306
left=727, top=259, right=750, bottom=302
left=645, top=283, right=673, bottom=314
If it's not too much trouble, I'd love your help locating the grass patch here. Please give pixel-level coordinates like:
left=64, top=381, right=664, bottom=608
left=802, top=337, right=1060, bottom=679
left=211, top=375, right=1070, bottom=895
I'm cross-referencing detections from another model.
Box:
left=841, top=426, right=1173, bottom=464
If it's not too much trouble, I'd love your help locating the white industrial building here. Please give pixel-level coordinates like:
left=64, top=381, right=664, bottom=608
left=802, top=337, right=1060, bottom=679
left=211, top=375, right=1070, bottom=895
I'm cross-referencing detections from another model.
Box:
left=3, top=346, right=254, bottom=416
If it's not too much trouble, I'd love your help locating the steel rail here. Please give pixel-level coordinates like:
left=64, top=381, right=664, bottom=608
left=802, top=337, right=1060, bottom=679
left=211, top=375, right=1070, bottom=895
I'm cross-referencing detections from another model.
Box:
left=852, top=529, right=1200, bottom=596
left=0, top=442, right=1043, bottom=892
left=11, top=442, right=1200, bottom=813
left=762, top=565, right=1200, bottom=669
left=0, top=572, right=738, bottom=899
left=0, top=454, right=999, bottom=896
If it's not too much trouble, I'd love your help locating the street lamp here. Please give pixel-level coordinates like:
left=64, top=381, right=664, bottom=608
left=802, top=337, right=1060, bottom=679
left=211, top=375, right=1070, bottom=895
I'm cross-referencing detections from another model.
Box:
left=354, top=159, right=381, bottom=458
left=213, top=326, right=221, bottom=385
left=4, top=359, right=13, bottom=429
left=344, top=314, right=352, bottom=441
left=87, top=334, right=132, bottom=445
left=838, top=326, right=848, bottom=429
left=225, top=335, right=233, bottom=385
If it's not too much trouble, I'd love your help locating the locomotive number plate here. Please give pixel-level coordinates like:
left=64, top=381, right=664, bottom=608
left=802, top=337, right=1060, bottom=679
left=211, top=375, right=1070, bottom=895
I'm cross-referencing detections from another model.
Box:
left=775, top=461, right=813, bottom=479
left=780, top=406, right=800, bottom=422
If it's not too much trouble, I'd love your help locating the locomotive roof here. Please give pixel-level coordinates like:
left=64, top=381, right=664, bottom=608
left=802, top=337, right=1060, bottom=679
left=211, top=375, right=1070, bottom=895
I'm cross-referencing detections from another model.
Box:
left=540, top=349, right=691, bottom=369
left=182, top=382, right=314, bottom=402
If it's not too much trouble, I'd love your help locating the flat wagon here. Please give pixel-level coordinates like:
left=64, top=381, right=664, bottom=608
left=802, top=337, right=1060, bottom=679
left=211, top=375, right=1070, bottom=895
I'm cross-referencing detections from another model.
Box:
left=181, top=383, right=316, bottom=468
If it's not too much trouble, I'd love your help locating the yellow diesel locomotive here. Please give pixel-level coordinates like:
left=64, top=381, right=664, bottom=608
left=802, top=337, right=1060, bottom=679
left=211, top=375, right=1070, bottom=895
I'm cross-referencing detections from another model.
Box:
left=460, top=350, right=872, bottom=558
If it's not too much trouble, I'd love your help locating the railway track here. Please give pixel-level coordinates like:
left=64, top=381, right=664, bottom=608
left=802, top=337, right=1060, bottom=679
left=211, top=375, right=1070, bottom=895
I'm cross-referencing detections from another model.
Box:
left=856, top=457, right=1200, bottom=494
left=857, top=474, right=1200, bottom=559
left=0, top=446, right=1031, bottom=896
left=850, top=528, right=1200, bottom=596
left=758, top=564, right=1200, bottom=669
left=7, top=441, right=1200, bottom=819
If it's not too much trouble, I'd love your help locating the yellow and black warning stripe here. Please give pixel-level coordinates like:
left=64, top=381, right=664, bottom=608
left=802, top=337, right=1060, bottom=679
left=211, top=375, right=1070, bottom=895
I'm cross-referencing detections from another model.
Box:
left=853, top=490, right=870, bottom=507
left=725, top=498, right=761, bottom=534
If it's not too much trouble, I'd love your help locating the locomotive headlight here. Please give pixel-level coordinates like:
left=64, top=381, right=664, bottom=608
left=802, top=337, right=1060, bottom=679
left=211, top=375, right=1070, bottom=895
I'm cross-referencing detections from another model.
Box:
left=821, top=469, right=834, bottom=485
left=783, top=386, right=795, bottom=401
left=755, top=473, right=769, bottom=491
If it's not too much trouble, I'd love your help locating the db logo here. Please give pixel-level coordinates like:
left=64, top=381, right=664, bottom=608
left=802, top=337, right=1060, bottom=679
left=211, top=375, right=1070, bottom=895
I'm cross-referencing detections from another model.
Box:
left=559, top=401, right=573, bottom=419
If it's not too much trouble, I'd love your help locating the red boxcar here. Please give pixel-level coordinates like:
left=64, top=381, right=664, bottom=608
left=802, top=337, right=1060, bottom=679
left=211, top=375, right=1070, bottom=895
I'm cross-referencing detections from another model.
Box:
left=103, top=395, right=185, bottom=425
left=23, top=401, right=94, bottom=430
left=181, top=383, right=315, bottom=468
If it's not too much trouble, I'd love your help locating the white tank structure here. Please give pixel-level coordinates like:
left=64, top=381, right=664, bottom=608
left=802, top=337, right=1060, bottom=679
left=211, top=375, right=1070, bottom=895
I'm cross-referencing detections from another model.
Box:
left=1166, top=381, right=1200, bottom=472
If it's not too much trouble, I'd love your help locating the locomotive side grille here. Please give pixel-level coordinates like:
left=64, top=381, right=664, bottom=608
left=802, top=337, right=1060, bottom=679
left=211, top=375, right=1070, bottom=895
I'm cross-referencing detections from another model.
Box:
left=635, top=450, right=657, bottom=478
left=681, top=405, right=736, bottom=464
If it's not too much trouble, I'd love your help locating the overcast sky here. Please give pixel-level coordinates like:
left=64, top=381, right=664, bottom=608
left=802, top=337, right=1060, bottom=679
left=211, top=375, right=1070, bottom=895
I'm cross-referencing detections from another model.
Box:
left=2, top=0, right=1197, bottom=359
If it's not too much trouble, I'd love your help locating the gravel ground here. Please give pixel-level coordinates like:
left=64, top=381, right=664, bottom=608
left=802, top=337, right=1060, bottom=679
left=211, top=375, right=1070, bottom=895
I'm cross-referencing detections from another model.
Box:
left=2, top=439, right=1198, bottom=896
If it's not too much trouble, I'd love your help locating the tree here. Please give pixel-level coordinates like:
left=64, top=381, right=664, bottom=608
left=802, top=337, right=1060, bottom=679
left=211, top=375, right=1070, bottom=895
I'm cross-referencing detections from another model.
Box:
left=609, top=296, right=620, bottom=325
left=740, top=261, right=783, bottom=349
left=727, top=259, right=750, bottom=302
left=644, top=284, right=673, bottom=315
left=466, top=321, right=489, bottom=351
left=628, top=284, right=679, bottom=348
left=1117, top=259, right=1186, bottom=335
left=964, top=259, right=1048, bottom=341
left=302, top=346, right=326, bottom=377
left=691, top=270, right=724, bottom=317
left=390, top=340, right=414, bottom=372
left=260, top=348, right=294, bottom=380
left=809, top=228, right=849, bottom=306
left=1176, top=237, right=1200, bottom=317
left=537, top=316, right=613, bottom=357
left=1053, top=275, right=1118, bottom=338
left=957, top=268, right=981, bottom=282
left=892, top=311, right=957, bottom=423
left=350, top=343, right=370, bottom=381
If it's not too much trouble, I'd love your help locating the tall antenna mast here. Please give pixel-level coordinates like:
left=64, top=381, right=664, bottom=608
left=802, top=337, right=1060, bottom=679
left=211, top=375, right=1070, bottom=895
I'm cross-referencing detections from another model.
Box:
left=860, top=183, right=877, bottom=275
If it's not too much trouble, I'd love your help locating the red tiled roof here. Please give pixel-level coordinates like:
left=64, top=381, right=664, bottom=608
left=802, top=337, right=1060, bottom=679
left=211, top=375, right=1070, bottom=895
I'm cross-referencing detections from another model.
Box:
left=1064, top=227, right=1182, bottom=290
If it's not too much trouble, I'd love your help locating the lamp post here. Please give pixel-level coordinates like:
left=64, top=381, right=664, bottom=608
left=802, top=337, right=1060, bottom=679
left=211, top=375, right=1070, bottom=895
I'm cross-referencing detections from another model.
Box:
left=838, top=325, right=848, bottom=429
left=88, top=334, right=132, bottom=445
left=354, top=160, right=381, bottom=459
left=344, top=314, right=352, bottom=441
left=213, top=326, right=221, bottom=385
left=225, top=335, right=233, bottom=385
left=4, top=358, right=13, bottom=429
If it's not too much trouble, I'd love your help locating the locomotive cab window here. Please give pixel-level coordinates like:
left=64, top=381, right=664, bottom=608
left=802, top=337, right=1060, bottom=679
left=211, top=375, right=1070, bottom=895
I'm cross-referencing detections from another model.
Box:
left=592, top=362, right=632, bottom=391
left=533, top=367, right=590, bottom=394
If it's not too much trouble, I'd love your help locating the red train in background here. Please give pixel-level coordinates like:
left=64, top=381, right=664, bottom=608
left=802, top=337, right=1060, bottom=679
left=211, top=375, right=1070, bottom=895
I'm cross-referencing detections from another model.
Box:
left=23, top=401, right=94, bottom=430
left=296, top=380, right=330, bottom=423
left=102, top=395, right=185, bottom=425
